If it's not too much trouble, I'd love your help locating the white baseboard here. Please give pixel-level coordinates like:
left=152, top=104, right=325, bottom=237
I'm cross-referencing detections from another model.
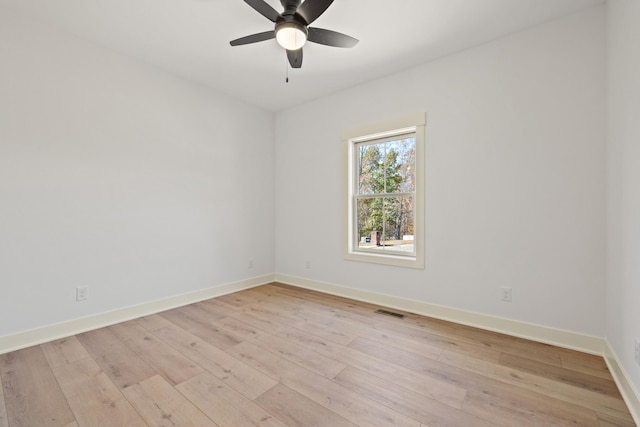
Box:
left=0, top=274, right=275, bottom=355
left=604, top=340, right=640, bottom=425
left=274, top=273, right=605, bottom=355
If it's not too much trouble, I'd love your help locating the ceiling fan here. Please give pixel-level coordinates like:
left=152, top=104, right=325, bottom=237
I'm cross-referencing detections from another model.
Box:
left=230, top=0, right=359, bottom=69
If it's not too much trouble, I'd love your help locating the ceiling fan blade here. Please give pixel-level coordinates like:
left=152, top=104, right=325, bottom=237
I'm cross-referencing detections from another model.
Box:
left=287, top=49, right=303, bottom=68
left=297, top=0, right=334, bottom=25
left=307, top=27, right=358, bottom=48
left=230, top=31, right=275, bottom=46
left=243, top=0, right=280, bottom=22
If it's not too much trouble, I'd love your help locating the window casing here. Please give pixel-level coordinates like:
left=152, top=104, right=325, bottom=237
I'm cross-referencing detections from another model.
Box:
left=344, top=114, right=425, bottom=269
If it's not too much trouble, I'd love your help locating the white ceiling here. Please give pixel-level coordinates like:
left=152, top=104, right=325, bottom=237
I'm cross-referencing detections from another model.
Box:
left=1, top=0, right=603, bottom=112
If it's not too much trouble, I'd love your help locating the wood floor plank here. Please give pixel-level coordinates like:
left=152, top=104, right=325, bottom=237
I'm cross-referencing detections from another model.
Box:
left=497, top=340, right=564, bottom=368
left=197, top=298, right=245, bottom=317
left=419, top=316, right=562, bottom=367
left=561, top=351, right=614, bottom=380
left=289, top=309, right=364, bottom=346
left=190, top=300, right=241, bottom=320
left=227, top=341, right=422, bottom=427
left=0, top=369, right=8, bottom=427
left=239, top=284, right=286, bottom=301
left=76, top=327, right=158, bottom=389
left=346, top=329, right=614, bottom=425
left=334, top=366, right=497, bottom=427
left=260, top=291, right=352, bottom=315
left=255, top=383, right=357, bottom=427
left=138, top=314, right=277, bottom=400
left=252, top=297, right=311, bottom=317
left=40, top=336, right=91, bottom=368
left=287, top=306, right=372, bottom=337
left=215, top=318, right=346, bottom=378
left=301, top=306, right=479, bottom=355
left=50, top=357, right=146, bottom=426
left=347, top=334, right=605, bottom=426
left=249, top=331, right=348, bottom=379
left=109, top=320, right=204, bottom=385
left=596, top=411, right=638, bottom=427
left=454, top=352, right=608, bottom=426
left=438, top=338, right=503, bottom=364
left=370, top=315, right=558, bottom=368
left=123, top=374, right=217, bottom=426
left=159, top=305, right=243, bottom=350
left=349, top=335, right=442, bottom=375
left=210, top=316, right=264, bottom=341
left=216, top=288, right=275, bottom=308
left=462, top=388, right=600, bottom=427
left=241, top=300, right=301, bottom=326
left=358, top=327, right=444, bottom=360
left=439, top=349, right=633, bottom=421
left=0, top=346, right=76, bottom=427
left=276, top=325, right=469, bottom=409
left=291, top=319, right=358, bottom=345
left=273, top=285, right=380, bottom=318
left=258, top=291, right=364, bottom=318
left=176, top=372, right=285, bottom=426
left=499, top=352, right=622, bottom=398
left=230, top=309, right=289, bottom=333
left=378, top=313, right=566, bottom=368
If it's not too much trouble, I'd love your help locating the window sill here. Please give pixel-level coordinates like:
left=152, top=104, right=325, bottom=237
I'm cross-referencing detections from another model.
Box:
left=344, top=250, right=424, bottom=269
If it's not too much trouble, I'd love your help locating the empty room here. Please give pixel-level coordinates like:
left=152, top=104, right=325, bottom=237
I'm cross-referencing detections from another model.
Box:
left=0, top=0, right=639, bottom=425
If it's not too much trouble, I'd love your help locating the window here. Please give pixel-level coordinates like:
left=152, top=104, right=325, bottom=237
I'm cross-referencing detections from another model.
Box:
left=344, top=113, right=425, bottom=268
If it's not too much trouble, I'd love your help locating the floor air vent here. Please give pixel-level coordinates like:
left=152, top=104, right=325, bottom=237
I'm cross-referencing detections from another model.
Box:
left=374, top=309, right=405, bottom=319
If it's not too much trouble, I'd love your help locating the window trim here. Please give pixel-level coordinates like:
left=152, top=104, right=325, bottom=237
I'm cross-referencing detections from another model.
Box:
left=343, top=113, right=426, bottom=269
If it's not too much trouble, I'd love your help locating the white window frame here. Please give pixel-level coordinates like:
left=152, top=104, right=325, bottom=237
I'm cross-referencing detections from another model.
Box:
left=343, top=113, right=425, bottom=269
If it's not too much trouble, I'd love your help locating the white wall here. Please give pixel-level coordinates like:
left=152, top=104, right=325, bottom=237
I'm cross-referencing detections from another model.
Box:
left=275, top=6, right=606, bottom=336
left=0, top=4, right=614, bottom=348
left=606, top=0, right=640, bottom=397
left=0, top=10, right=274, bottom=337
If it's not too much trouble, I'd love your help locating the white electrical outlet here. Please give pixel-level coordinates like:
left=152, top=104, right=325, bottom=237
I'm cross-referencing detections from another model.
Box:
left=76, top=286, right=88, bottom=301
left=248, top=259, right=253, bottom=269
left=634, top=338, right=640, bottom=366
left=501, top=287, right=512, bottom=302
left=305, top=260, right=311, bottom=269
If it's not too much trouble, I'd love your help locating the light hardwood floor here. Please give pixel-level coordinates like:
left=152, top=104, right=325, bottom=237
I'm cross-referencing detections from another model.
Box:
left=0, top=283, right=635, bottom=426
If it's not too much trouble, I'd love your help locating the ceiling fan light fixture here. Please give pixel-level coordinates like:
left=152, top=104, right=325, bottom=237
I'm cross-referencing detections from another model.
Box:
left=230, top=0, right=359, bottom=69
left=275, top=22, right=307, bottom=50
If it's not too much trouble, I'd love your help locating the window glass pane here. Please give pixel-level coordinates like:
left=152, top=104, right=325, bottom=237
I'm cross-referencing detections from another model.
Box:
left=388, top=137, right=416, bottom=193
left=383, top=142, right=402, bottom=194
left=356, top=196, right=414, bottom=254
left=356, top=197, right=382, bottom=248
left=382, top=196, right=414, bottom=254
left=381, top=197, right=401, bottom=241
left=358, top=135, right=415, bottom=196
left=358, top=143, right=384, bottom=195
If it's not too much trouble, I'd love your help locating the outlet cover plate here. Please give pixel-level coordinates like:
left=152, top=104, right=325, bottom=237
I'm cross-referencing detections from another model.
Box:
left=501, top=287, right=512, bottom=302
left=76, top=286, right=88, bottom=301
